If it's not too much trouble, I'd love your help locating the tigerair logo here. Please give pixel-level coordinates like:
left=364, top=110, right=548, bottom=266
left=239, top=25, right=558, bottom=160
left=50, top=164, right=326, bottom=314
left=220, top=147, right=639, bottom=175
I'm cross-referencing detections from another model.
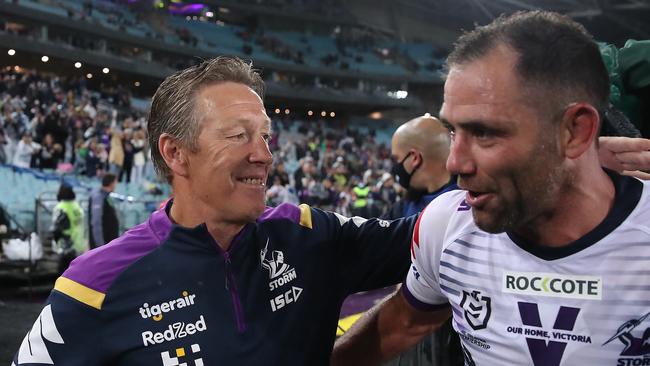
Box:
left=503, top=271, right=601, bottom=300
left=139, top=291, right=197, bottom=321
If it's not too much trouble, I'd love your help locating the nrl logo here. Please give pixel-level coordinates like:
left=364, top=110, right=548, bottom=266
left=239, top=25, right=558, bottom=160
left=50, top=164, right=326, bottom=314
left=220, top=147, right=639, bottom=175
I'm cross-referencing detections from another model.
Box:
left=460, top=290, right=492, bottom=331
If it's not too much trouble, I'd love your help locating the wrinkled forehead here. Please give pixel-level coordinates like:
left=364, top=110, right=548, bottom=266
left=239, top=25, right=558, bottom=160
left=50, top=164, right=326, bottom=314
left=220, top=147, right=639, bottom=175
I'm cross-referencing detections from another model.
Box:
left=195, top=82, right=264, bottom=112
left=195, top=82, right=269, bottom=127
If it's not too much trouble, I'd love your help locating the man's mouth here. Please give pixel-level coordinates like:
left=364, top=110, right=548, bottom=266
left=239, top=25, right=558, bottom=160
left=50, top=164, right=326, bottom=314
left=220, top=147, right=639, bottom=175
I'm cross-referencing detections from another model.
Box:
left=464, top=189, right=492, bottom=209
left=468, top=190, right=483, bottom=199
left=237, top=177, right=266, bottom=186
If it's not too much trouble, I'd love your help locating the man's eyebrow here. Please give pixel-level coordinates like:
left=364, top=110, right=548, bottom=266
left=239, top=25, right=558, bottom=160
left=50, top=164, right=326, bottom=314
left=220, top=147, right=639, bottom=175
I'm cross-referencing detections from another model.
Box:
left=438, top=117, right=453, bottom=130
left=439, top=117, right=513, bottom=130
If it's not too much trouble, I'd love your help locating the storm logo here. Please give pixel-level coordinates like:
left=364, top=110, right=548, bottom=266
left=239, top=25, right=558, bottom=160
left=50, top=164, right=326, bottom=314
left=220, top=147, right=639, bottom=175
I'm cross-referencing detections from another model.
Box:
left=260, top=239, right=291, bottom=279
left=603, top=311, right=650, bottom=363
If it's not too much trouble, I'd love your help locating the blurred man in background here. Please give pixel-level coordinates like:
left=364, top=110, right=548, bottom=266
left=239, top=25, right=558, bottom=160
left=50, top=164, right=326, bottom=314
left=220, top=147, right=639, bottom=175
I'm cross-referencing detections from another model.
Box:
left=88, top=173, right=118, bottom=248
left=386, top=115, right=458, bottom=219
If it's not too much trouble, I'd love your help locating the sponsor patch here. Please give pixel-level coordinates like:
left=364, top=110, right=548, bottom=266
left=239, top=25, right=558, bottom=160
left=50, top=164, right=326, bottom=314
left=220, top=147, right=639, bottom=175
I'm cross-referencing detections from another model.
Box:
left=503, top=271, right=601, bottom=300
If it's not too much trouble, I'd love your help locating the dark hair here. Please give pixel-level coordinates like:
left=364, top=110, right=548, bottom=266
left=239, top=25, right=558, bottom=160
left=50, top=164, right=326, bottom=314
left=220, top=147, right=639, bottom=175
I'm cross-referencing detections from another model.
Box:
left=102, top=173, right=117, bottom=187
left=148, top=56, right=265, bottom=183
left=57, top=184, right=76, bottom=201
left=447, top=11, right=609, bottom=114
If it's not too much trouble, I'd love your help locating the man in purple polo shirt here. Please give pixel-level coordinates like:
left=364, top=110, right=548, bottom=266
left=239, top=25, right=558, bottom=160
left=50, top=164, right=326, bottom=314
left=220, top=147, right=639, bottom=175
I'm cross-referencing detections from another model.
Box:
left=12, top=56, right=417, bottom=366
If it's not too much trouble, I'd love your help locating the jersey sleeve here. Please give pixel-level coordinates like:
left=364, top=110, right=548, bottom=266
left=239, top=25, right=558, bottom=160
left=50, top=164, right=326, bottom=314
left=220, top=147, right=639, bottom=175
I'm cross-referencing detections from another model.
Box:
left=12, top=278, right=111, bottom=365
left=313, top=207, right=417, bottom=294
left=402, top=191, right=465, bottom=310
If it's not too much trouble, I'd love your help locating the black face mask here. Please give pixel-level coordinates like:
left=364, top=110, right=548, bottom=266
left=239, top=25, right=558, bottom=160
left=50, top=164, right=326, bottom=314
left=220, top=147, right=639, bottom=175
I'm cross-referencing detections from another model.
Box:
left=391, top=151, right=420, bottom=190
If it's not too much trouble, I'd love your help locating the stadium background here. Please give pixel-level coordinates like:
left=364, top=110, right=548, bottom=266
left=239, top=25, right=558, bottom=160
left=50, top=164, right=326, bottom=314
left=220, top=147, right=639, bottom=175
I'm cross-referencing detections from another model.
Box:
left=1, top=0, right=649, bottom=363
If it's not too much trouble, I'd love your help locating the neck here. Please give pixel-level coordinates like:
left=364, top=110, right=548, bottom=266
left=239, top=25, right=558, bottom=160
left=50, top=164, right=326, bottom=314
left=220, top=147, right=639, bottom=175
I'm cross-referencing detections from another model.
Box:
left=169, top=187, right=244, bottom=251
left=514, top=163, right=615, bottom=247
left=425, top=168, right=451, bottom=193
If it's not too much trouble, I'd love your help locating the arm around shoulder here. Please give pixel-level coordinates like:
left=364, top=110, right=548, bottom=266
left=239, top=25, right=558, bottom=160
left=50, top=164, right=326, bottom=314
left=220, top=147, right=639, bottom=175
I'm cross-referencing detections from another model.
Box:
left=331, top=287, right=451, bottom=366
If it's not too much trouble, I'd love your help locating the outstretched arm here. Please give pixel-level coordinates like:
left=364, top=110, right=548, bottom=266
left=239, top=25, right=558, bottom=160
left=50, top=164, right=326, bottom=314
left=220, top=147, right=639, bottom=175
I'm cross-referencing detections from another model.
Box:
left=599, top=136, right=650, bottom=180
left=332, top=288, right=450, bottom=366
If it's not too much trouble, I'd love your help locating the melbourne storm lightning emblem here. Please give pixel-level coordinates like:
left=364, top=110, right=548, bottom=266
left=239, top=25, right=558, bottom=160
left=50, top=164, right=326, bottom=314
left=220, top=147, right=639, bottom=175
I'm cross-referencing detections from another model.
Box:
left=260, top=239, right=290, bottom=279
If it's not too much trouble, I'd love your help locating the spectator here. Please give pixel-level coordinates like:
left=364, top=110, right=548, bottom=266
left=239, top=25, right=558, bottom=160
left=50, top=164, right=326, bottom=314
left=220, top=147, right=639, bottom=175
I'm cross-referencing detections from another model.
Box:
left=88, top=173, right=119, bottom=248
left=52, top=184, right=86, bottom=273
left=12, top=132, right=40, bottom=168
left=108, top=129, right=124, bottom=175
left=37, top=133, right=63, bottom=169
left=130, top=129, right=146, bottom=184
left=385, top=115, right=457, bottom=219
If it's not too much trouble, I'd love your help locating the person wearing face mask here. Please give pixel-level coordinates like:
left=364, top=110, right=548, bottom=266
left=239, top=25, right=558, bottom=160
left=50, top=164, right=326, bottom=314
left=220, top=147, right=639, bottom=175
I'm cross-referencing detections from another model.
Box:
left=338, top=115, right=461, bottom=366
left=384, top=115, right=458, bottom=220
left=383, top=115, right=462, bottom=366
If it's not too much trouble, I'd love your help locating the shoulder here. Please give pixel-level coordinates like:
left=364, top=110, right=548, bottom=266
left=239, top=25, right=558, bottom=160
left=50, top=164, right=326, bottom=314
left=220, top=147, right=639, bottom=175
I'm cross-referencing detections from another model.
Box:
left=626, top=178, right=650, bottom=223
left=55, top=208, right=172, bottom=309
left=414, top=190, right=474, bottom=255
left=418, top=190, right=470, bottom=230
left=257, top=203, right=314, bottom=229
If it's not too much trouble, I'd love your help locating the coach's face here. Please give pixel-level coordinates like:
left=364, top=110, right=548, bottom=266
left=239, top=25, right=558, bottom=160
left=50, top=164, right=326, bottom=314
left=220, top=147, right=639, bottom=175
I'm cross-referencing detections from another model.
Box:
left=188, top=82, right=273, bottom=224
left=440, top=44, right=567, bottom=234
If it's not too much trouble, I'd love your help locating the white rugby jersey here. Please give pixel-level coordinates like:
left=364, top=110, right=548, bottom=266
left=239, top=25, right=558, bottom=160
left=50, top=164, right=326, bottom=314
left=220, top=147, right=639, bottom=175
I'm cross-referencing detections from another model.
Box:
left=404, top=172, right=650, bottom=366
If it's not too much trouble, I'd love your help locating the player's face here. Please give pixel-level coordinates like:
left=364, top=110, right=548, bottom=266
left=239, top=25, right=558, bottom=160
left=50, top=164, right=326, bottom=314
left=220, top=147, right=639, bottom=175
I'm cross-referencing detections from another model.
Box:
left=440, top=45, right=567, bottom=233
left=187, top=82, right=273, bottom=224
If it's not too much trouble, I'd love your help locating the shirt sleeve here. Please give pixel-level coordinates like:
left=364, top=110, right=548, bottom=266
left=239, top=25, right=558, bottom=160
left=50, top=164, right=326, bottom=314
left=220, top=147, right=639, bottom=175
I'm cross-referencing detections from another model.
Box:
left=402, top=195, right=459, bottom=310
left=314, top=207, right=417, bottom=294
left=12, top=280, right=110, bottom=365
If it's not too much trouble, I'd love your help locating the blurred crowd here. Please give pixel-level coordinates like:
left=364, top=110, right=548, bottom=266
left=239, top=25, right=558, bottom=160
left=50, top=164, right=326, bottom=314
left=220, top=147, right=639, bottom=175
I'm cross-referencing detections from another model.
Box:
left=0, top=67, right=151, bottom=184
left=267, top=118, right=403, bottom=217
left=0, top=67, right=406, bottom=217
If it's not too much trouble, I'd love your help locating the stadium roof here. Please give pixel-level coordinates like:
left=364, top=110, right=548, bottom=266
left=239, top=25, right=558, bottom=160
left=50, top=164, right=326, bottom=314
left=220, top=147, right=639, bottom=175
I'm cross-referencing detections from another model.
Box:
left=371, top=0, right=650, bottom=47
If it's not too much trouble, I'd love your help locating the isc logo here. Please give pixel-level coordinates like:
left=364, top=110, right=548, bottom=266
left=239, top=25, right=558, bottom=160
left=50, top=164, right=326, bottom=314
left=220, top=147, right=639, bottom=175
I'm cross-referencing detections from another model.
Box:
left=269, top=286, right=303, bottom=312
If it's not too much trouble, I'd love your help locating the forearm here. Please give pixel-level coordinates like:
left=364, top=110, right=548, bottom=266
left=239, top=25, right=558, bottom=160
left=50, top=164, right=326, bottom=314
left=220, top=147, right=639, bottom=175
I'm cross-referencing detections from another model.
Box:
left=332, top=290, right=449, bottom=365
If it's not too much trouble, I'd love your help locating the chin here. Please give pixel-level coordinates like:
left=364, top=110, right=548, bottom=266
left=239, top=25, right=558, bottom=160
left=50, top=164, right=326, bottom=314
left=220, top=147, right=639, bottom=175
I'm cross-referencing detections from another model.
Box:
left=246, top=201, right=267, bottom=221
left=472, top=211, right=510, bottom=234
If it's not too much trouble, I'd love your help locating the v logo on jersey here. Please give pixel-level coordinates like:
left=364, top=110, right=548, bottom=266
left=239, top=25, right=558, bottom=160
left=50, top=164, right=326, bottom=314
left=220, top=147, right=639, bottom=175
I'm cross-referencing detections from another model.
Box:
left=518, top=302, right=580, bottom=366
left=16, top=305, right=65, bottom=365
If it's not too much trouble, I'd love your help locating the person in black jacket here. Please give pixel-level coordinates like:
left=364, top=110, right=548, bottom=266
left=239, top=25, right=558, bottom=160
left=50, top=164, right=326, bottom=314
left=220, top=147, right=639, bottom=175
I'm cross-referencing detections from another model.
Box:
left=88, top=173, right=118, bottom=248
left=12, top=57, right=416, bottom=366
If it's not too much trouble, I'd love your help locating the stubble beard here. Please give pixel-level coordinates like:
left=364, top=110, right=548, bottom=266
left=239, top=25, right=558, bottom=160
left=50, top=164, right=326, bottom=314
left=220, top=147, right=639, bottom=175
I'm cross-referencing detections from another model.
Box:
left=473, top=139, right=567, bottom=235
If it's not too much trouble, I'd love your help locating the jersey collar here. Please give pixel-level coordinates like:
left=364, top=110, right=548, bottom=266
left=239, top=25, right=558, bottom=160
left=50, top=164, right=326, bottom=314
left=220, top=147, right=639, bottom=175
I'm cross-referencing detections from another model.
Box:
left=506, top=169, right=643, bottom=261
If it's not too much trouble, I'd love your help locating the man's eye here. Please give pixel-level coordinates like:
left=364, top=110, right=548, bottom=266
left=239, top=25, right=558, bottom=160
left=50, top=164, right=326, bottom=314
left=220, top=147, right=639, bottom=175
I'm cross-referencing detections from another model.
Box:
left=229, top=133, right=247, bottom=141
left=262, top=133, right=271, bottom=142
left=474, top=128, right=492, bottom=140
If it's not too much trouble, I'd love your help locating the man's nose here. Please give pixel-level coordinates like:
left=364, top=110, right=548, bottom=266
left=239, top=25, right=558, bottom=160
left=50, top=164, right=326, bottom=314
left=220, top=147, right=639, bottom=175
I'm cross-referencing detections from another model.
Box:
left=250, top=135, right=273, bottom=165
left=446, top=135, right=475, bottom=176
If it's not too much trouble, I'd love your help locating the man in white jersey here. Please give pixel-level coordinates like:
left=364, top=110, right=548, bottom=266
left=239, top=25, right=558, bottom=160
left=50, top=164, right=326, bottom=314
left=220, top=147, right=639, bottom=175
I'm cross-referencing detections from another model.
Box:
left=332, top=11, right=650, bottom=366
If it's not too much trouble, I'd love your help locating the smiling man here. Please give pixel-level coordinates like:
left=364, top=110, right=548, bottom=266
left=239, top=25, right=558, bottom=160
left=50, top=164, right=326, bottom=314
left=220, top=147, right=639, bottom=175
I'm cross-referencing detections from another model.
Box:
left=12, top=57, right=417, bottom=365
left=333, top=11, right=650, bottom=366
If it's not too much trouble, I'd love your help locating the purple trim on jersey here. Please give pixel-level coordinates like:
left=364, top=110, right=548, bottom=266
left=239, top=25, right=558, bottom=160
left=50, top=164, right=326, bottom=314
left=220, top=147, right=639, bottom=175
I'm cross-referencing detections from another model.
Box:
left=62, top=207, right=172, bottom=293
left=401, top=280, right=449, bottom=312
left=257, top=203, right=300, bottom=224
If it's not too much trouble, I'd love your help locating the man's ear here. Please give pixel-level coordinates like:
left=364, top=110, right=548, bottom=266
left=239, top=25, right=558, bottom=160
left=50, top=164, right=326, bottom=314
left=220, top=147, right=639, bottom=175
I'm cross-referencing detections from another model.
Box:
left=159, top=133, right=190, bottom=177
left=560, top=103, right=600, bottom=159
left=410, top=149, right=423, bottom=169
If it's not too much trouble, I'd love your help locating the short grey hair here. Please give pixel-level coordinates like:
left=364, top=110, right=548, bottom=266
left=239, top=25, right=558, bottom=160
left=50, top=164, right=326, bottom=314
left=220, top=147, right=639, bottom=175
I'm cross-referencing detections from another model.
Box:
left=147, top=56, right=265, bottom=182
